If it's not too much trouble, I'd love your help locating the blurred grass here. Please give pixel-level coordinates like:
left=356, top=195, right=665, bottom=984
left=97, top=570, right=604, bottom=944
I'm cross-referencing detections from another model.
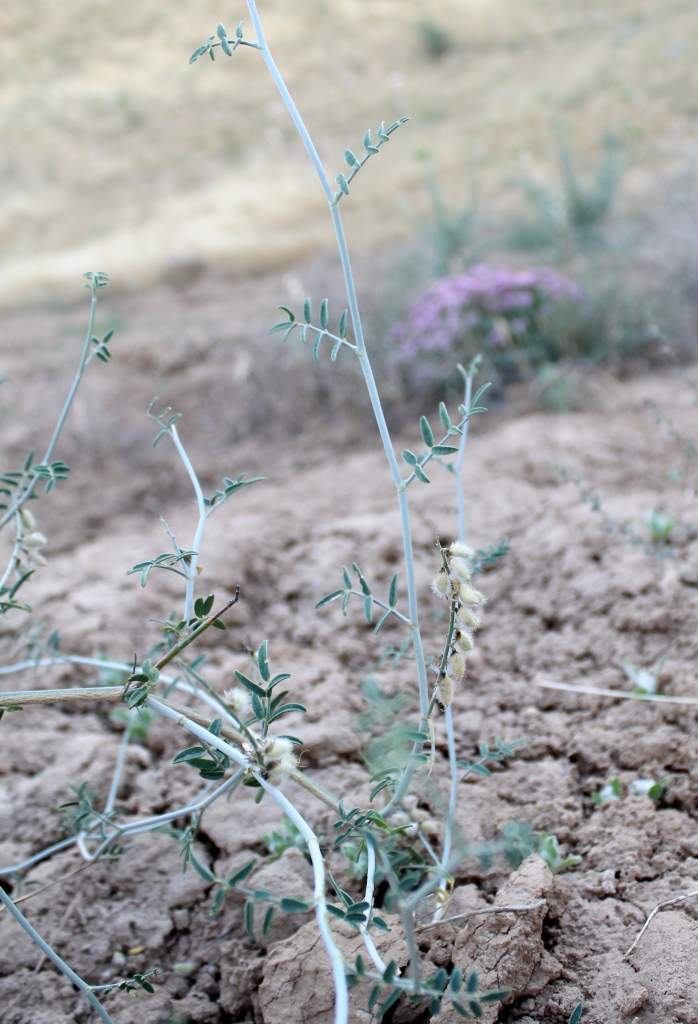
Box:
left=0, top=0, right=696, bottom=307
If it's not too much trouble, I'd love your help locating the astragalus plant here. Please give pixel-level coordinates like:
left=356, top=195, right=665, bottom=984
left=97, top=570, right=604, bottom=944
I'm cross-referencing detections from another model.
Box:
left=1, top=6, right=524, bottom=1023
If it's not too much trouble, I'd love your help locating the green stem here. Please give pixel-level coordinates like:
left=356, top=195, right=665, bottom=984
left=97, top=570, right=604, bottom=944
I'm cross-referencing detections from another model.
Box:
left=0, top=886, right=116, bottom=1023
left=168, top=424, right=206, bottom=622
left=0, top=276, right=102, bottom=530
left=246, top=0, right=430, bottom=723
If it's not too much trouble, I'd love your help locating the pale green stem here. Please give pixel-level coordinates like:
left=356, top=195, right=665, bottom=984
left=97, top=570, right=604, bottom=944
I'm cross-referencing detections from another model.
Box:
left=455, top=374, right=474, bottom=544
left=0, top=278, right=101, bottom=531
left=1, top=775, right=243, bottom=878
left=104, top=720, right=131, bottom=815
left=537, top=680, right=698, bottom=705
left=434, top=372, right=474, bottom=918
left=0, top=838, right=77, bottom=878
left=168, top=424, right=206, bottom=622
left=0, top=886, right=116, bottom=1023
left=359, top=840, right=388, bottom=974
left=246, top=0, right=430, bottom=724
left=0, top=655, right=242, bottom=726
left=348, top=591, right=410, bottom=624
left=259, top=780, right=349, bottom=1024
left=147, top=692, right=348, bottom=1024
left=144, top=696, right=248, bottom=766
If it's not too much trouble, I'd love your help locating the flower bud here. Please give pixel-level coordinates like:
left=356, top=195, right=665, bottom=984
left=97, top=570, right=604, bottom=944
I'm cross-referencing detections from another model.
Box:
left=243, top=735, right=297, bottom=786
left=23, top=532, right=47, bottom=549
left=390, top=811, right=410, bottom=828
left=19, top=508, right=36, bottom=531
left=431, top=569, right=451, bottom=598
left=457, top=606, right=481, bottom=629
left=449, top=557, right=472, bottom=584
left=262, top=736, right=297, bottom=786
left=449, top=542, right=474, bottom=559
left=455, top=630, right=474, bottom=653
left=436, top=677, right=453, bottom=707
left=223, top=687, right=249, bottom=716
left=446, top=652, right=465, bottom=682
left=459, top=583, right=486, bottom=606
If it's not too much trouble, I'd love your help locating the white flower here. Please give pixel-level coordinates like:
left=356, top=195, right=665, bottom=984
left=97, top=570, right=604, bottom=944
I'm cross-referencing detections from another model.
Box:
left=223, top=686, right=249, bottom=716
left=244, top=735, right=297, bottom=787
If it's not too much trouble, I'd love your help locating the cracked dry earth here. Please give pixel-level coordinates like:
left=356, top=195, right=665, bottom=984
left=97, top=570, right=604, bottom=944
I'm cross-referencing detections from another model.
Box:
left=2, top=337, right=698, bottom=1024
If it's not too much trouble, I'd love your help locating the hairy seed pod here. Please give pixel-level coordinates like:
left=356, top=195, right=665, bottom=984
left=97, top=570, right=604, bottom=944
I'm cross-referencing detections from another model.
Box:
left=449, top=541, right=474, bottom=559
left=18, top=507, right=36, bottom=531
left=455, top=630, right=474, bottom=653
left=459, top=583, right=486, bottom=606
left=436, top=677, right=453, bottom=706
left=449, top=557, right=472, bottom=584
left=446, top=652, right=465, bottom=682
left=431, top=569, right=451, bottom=598
left=457, top=606, right=481, bottom=629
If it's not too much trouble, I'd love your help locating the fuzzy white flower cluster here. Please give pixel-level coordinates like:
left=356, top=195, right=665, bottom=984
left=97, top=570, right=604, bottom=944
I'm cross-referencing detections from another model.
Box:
left=13, top=508, right=48, bottom=572
left=222, top=686, right=249, bottom=717
left=431, top=541, right=486, bottom=706
left=387, top=794, right=438, bottom=838
left=243, top=735, right=297, bottom=787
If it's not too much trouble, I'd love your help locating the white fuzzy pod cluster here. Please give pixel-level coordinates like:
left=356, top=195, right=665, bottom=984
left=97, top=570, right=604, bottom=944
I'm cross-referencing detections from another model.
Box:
left=431, top=541, right=486, bottom=706
left=243, top=735, right=297, bottom=787
left=13, top=507, right=48, bottom=571
left=387, top=794, right=438, bottom=837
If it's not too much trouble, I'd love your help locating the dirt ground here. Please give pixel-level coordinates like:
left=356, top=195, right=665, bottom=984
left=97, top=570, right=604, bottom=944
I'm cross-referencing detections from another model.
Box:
left=2, top=271, right=698, bottom=1024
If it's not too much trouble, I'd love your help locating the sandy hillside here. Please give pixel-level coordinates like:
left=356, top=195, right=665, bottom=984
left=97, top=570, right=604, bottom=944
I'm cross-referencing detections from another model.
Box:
left=1, top=0, right=696, bottom=305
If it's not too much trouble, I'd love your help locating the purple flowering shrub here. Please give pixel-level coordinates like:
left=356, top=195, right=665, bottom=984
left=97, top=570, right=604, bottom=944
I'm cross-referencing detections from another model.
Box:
left=392, top=264, right=584, bottom=394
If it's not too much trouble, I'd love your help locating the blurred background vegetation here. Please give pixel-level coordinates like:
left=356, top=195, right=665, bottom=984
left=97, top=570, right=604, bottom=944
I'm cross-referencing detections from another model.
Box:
left=1, top=0, right=697, bottom=446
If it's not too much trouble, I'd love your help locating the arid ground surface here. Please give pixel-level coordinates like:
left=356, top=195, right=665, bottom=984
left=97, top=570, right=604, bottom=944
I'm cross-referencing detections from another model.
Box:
left=1, top=268, right=698, bottom=1024
left=2, top=2, right=698, bottom=1022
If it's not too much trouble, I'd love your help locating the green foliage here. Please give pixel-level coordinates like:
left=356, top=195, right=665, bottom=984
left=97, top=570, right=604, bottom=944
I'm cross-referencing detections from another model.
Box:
left=469, top=538, right=510, bottom=575
left=645, top=507, right=676, bottom=545
left=456, top=737, right=528, bottom=782
left=594, top=776, right=666, bottom=806
left=0, top=11, right=607, bottom=1023
left=203, top=473, right=264, bottom=509
left=592, top=778, right=622, bottom=806
left=316, top=563, right=402, bottom=631
left=508, top=131, right=625, bottom=251
left=331, top=120, right=410, bottom=205
left=110, top=706, right=155, bottom=743
left=365, top=963, right=509, bottom=1020
left=263, top=821, right=308, bottom=860
left=423, top=171, right=477, bottom=276
left=233, top=644, right=305, bottom=738
left=619, top=653, right=667, bottom=695
left=114, top=969, right=158, bottom=996
left=189, top=21, right=259, bottom=63
left=269, top=297, right=353, bottom=362
left=416, top=19, right=453, bottom=61
left=0, top=275, right=112, bottom=614
left=557, top=131, right=625, bottom=236
left=501, top=821, right=581, bottom=872
left=559, top=466, right=686, bottom=559
left=569, top=1002, right=584, bottom=1024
